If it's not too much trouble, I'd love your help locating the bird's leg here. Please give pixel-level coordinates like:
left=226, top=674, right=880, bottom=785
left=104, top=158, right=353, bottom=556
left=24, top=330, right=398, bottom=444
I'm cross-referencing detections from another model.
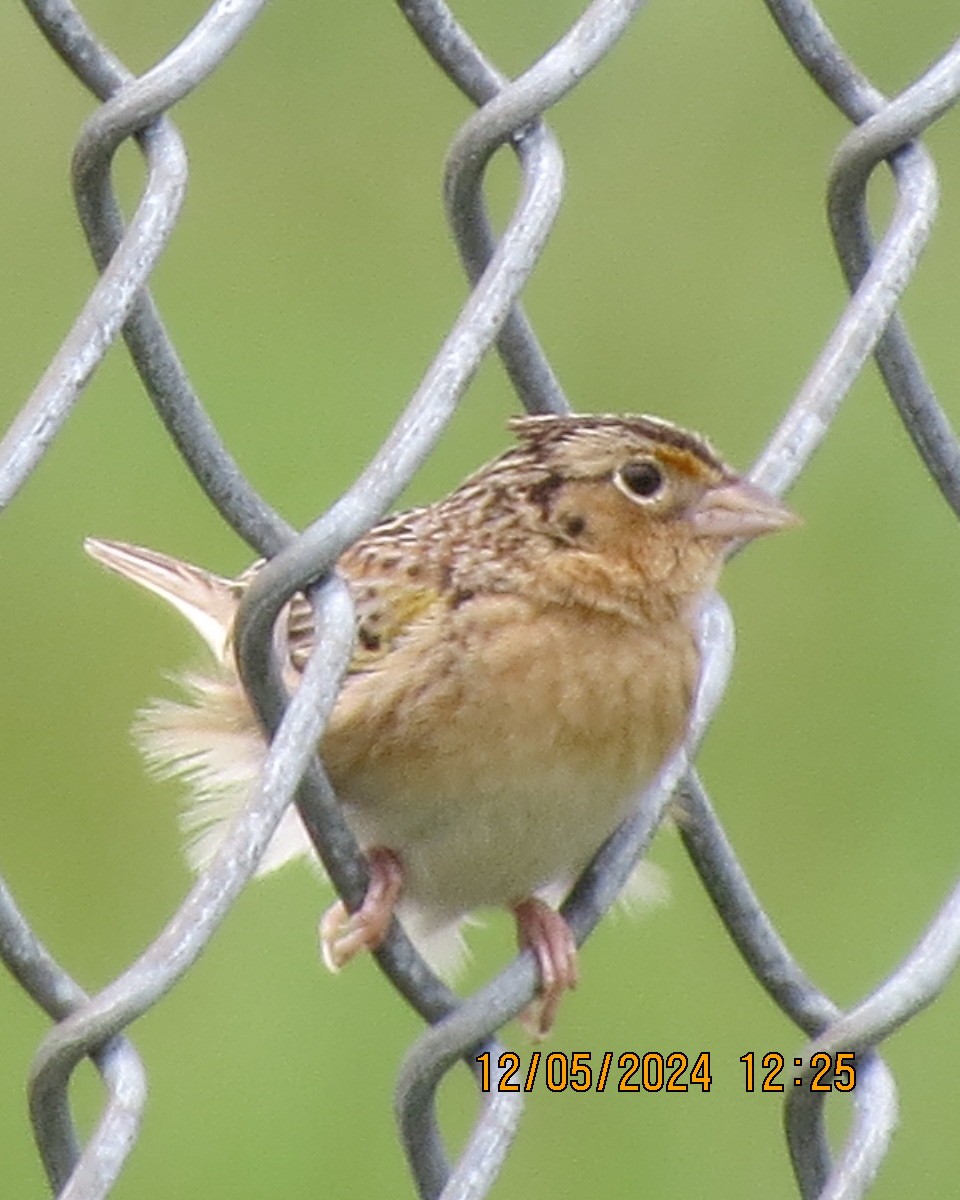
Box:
left=319, top=847, right=404, bottom=971
left=513, top=897, right=579, bottom=1037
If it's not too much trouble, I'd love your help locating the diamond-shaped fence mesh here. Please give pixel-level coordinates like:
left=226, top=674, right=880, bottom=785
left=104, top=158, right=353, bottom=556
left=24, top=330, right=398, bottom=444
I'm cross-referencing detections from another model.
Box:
left=2, top=2, right=960, bottom=1197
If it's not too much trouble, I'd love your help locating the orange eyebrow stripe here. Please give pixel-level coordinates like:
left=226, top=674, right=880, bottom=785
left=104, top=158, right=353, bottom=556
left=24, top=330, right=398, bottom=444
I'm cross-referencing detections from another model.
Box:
left=651, top=444, right=718, bottom=478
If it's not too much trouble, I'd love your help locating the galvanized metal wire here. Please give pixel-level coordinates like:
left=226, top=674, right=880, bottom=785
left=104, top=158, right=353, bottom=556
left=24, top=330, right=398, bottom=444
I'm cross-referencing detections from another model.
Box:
left=2, top=1, right=959, bottom=1197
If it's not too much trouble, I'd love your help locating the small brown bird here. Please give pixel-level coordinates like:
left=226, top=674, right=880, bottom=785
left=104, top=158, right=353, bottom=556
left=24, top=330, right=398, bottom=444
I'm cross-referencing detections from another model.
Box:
left=86, top=414, right=795, bottom=1033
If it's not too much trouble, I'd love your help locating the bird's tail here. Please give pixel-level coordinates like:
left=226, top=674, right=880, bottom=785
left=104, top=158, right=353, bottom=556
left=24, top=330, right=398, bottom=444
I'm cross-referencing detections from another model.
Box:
left=84, top=537, right=241, bottom=663
left=85, top=536, right=312, bottom=876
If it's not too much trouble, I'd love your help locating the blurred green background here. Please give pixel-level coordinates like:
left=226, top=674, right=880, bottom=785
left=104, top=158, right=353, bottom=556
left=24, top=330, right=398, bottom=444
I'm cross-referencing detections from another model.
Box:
left=3, top=1, right=960, bottom=1196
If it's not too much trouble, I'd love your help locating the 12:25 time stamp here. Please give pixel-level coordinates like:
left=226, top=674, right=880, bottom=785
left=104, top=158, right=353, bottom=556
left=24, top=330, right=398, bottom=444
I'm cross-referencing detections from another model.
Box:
left=740, top=1051, right=856, bottom=1092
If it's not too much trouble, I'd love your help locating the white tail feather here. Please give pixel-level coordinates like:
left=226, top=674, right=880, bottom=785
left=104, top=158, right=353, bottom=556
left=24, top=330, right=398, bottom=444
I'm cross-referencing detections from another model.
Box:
left=135, top=670, right=312, bottom=878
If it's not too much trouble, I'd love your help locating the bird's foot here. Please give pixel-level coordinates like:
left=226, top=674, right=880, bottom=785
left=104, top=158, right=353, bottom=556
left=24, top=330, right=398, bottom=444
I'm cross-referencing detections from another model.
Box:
left=513, top=897, right=579, bottom=1038
left=319, top=847, right=404, bottom=971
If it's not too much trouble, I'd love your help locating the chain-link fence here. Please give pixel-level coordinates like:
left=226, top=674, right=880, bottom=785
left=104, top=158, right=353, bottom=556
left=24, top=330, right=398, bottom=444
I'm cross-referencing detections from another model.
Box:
left=3, top=2, right=960, bottom=1197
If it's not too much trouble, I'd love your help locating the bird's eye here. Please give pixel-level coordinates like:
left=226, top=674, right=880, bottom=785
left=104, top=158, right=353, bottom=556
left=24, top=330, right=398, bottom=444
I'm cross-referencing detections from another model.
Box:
left=617, top=459, right=664, bottom=500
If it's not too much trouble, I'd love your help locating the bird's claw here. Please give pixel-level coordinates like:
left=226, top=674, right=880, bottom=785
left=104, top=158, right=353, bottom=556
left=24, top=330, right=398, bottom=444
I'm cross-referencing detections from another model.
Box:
left=319, top=847, right=404, bottom=971
left=513, top=897, right=579, bottom=1038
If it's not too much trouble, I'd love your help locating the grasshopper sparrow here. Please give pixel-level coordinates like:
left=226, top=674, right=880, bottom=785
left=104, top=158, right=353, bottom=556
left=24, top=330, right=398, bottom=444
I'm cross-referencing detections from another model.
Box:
left=86, top=414, right=795, bottom=1033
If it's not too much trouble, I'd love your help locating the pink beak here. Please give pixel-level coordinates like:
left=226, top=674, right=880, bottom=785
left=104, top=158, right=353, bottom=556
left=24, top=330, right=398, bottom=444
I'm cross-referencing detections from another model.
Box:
left=690, top=477, right=799, bottom=541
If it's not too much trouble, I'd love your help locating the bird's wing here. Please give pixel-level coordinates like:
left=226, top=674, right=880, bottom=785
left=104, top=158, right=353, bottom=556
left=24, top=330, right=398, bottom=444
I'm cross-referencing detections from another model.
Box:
left=286, top=555, right=442, bottom=674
